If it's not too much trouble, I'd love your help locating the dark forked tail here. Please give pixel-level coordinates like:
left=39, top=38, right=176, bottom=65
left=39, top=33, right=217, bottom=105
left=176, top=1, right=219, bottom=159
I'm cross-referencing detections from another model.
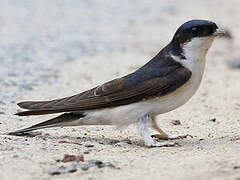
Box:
left=15, top=101, right=69, bottom=116
left=6, top=113, right=85, bottom=136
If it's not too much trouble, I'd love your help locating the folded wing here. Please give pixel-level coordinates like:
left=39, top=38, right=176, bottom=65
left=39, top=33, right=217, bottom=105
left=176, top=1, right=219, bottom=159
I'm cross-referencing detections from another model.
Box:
left=16, top=65, right=191, bottom=116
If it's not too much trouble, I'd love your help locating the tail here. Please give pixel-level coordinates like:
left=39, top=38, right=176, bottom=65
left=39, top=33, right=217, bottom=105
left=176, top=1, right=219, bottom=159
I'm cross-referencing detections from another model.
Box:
left=15, top=101, right=67, bottom=116
left=15, top=109, right=64, bottom=116
left=6, top=112, right=85, bottom=136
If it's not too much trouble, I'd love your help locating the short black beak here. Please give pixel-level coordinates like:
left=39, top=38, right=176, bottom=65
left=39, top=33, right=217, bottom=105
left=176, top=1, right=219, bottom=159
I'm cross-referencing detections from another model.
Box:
left=213, top=29, right=225, bottom=36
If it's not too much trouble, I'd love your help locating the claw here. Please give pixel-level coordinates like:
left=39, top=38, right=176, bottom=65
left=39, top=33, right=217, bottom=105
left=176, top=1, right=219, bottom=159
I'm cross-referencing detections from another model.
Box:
left=147, top=140, right=177, bottom=147
left=152, top=134, right=193, bottom=140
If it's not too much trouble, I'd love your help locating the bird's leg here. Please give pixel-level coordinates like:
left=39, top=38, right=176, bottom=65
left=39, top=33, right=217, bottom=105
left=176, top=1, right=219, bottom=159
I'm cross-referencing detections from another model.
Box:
left=137, top=113, right=176, bottom=147
left=151, top=117, right=192, bottom=140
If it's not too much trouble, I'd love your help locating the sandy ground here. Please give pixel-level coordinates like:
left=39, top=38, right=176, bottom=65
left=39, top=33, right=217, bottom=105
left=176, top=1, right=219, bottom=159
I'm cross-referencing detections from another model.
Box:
left=1, top=0, right=240, bottom=180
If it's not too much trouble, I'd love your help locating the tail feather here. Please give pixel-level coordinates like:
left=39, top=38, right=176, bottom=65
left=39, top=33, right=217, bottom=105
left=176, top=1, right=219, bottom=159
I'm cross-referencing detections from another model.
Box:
left=18, top=101, right=52, bottom=110
left=15, top=110, right=64, bottom=116
left=7, top=112, right=85, bottom=136
left=16, top=99, right=74, bottom=116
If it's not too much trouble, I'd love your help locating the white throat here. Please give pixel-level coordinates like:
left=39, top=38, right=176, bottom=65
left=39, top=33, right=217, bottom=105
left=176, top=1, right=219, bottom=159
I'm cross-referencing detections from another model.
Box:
left=178, top=36, right=215, bottom=71
left=171, top=36, right=215, bottom=94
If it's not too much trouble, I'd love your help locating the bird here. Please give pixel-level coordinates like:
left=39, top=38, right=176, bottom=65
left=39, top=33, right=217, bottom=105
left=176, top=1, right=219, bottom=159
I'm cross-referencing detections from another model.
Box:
left=7, top=19, right=225, bottom=147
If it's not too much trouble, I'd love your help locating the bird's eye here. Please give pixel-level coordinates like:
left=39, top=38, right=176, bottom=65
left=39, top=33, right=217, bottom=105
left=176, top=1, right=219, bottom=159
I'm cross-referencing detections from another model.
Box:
left=191, top=27, right=199, bottom=34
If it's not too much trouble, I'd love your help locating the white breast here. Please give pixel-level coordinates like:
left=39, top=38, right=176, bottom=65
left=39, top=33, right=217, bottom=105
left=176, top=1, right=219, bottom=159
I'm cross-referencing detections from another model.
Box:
left=149, top=36, right=215, bottom=115
left=149, top=60, right=205, bottom=115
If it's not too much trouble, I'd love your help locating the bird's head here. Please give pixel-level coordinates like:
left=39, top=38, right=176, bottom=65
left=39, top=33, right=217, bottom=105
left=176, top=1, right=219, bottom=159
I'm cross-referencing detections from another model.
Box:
left=171, top=19, right=225, bottom=60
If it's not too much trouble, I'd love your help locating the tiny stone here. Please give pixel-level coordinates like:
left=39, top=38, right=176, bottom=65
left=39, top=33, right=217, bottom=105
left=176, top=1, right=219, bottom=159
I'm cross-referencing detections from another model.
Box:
left=88, top=160, right=105, bottom=168
left=75, top=162, right=89, bottom=171
left=85, top=144, right=94, bottom=148
left=171, top=120, right=181, bottom=125
left=52, top=157, right=61, bottom=162
left=50, top=171, right=61, bottom=176
left=67, top=166, right=77, bottom=173
left=81, top=165, right=89, bottom=171
left=62, top=154, right=84, bottom=162
left=209, top=118, right=216, bottom=122
left=88, top=160, right=99, bottom=166
left=83, top=150, right=91, bottom=154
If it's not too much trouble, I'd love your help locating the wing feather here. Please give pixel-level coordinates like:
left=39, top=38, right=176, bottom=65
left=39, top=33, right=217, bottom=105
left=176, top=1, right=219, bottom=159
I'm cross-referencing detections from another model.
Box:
left=16, top=66, right=191, bottom=116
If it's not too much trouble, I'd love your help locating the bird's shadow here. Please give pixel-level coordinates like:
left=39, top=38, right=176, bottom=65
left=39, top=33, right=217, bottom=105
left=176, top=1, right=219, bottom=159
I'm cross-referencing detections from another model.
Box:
left=7, top=131, right=144, bottom=147
left=6, top=131, right=236, bottom=149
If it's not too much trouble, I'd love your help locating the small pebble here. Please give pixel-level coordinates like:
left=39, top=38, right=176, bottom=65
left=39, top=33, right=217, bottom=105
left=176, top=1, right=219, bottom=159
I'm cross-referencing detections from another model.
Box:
left=88, top=160, right=105, bottom=168
left=75, top=162, right=89, bottom=171
left=209, top=118, right=216, bottom=122
left=62, top=154, right=84, bottom=163
left=83, top=150, right=91, bottom=154
left=52, top=157, right=61, bottom=162
left=50, top=171, right=61, bottom=176
left=85, top=144, right=94, bottom=148
left=80, top=165, right=89, bottom=171
left=68, top=167, right=77, bottom=173
left=171, top=120, right=181, bottom=125
left=87, top=160, right=119, bottom=169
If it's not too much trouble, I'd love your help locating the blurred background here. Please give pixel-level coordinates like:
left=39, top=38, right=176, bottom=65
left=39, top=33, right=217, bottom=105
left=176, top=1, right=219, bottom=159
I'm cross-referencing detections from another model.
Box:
left=0, top=0, right=238, bottom=104
left=0, top=1, right=240, bottom=180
